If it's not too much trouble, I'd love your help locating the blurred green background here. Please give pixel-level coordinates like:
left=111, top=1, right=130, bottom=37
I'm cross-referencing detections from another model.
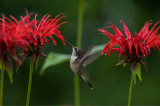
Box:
left=1, top=0, right=160, bottom=105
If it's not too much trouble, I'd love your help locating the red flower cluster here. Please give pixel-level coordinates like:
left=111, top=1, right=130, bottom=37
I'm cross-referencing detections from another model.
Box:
left=98, top=20, right=160, bottom=68
left=18, top=10, right=66, bottom=65
left=0, top=14, right=29, bottom=69
left=0, top=10, right=66, bottom=82
left=0, top=14, right=30, bottom=83
left=21, top=10, right=66, bottom=46
left=0, top=15, right=29, bottom=54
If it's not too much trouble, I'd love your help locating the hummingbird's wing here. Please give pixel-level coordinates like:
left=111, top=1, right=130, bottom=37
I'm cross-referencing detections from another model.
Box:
left=79, top=45, right=94, bottom=64
left=82, top=51, right=101, bottom=67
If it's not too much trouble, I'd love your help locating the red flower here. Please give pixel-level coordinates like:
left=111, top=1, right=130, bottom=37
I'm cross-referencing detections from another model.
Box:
left=0, top=14, right=29, bottom=83
left=0, top=15, right=29, bottom=52
left=98, top=20, right=160, bottom=69
left=18, top=10, right=67, bottom=65
left=21, top=10, right=66, bottom=46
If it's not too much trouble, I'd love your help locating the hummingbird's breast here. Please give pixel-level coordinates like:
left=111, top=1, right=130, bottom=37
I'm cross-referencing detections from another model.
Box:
left=70, top=55, right=80, bottom=73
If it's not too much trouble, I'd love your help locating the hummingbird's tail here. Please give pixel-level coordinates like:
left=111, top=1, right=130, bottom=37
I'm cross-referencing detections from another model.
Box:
left=86, top=80, right=93, bottom=89
left=80, top=75, right=93, bottom=89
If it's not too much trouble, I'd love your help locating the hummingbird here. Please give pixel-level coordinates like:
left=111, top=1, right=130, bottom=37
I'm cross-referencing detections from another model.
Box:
left=65, top=40, right=101, bottom=89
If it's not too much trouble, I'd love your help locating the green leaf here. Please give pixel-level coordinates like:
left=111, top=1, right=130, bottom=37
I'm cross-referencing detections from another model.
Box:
left=115, top=60, right=125, bottom=66
left=40, top=52, right=70, bottom=75
left=123, top=63, right=127, bottom=67
left=90, top=44, right=105, bottom=54
left=136, top=63, right=142, bottom=81
left=6, top=68, right=13, bottom=84
left=132, top=70, right=137, bottom=85
left=0, top=62, right=13, bottom=84
left=131, top=63, right=142, bottom=85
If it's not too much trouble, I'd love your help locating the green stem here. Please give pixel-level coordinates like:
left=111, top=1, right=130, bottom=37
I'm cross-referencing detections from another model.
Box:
left=76, top=0, right=84, bottom=48
left=128, top=73, right=133, bottom=106
left=74, top=75, right=80, bottom=105
left=74, top=0, right=84, bottom=105
left=26, top=58, right=34, bottom=106
left=0, top=64, right=4, bottom=105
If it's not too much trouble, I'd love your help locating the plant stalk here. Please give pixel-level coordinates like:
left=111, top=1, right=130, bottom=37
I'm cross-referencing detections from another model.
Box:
left=74, top=75, right=80, bottom=105
left=128, top=73, right=133, bottom=106
left=26, top=58, right=34, bottom=106
left=76, top=0, right=84, bottom=48
left=0, top=64, right=4, bottom=105
left=74, top=0, right=84, bottom=105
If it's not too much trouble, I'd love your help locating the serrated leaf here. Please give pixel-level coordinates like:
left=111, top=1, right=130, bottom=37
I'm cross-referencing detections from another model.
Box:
left=40, top=52, right=70, bottom=75
left=136, top=63, right=142, bottom=81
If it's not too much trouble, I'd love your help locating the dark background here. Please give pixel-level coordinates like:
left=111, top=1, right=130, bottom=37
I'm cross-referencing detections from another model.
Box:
left=1, top=0, right=160, bottom=105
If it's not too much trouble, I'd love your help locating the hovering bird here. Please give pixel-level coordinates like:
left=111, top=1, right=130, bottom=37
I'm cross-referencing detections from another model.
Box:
left=65, top=40, right=101, bottom=89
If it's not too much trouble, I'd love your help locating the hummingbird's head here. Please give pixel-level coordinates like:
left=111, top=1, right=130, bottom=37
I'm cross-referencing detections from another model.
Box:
left=64, top=39, right=80, bottom=56
left=72, top=47, right=80, bottom=56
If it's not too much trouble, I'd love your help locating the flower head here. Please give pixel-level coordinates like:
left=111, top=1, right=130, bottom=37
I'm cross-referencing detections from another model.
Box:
left=98, top=20, right=160, bottom=71
left=19, top=10, right=67, bottom=67
left=0, top=15, right=29, bottom=51
left=21, top=10, right=66, bottom=46
left=0, top=14, right=29, bottom=83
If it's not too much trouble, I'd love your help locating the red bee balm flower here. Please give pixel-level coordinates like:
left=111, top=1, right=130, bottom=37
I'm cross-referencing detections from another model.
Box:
left=98, top=20, right=160, bottom=82
left=21, top=10, right=66, bottom=46
left=0, top=14, right=29, bottom=83
left=19, top=10, right=67, bottom=66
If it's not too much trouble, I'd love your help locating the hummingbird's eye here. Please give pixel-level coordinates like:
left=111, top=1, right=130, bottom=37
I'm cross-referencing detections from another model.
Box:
left=74, top=48, right=78, bottom=51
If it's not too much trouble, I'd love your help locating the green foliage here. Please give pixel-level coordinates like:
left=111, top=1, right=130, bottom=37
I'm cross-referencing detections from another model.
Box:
left=132, top=63, right=142, bottom=84
left=136, top=63, right=142, bottom=81
left=115, top=60, right=125, bottom=66
left=0, top=62, right=13, bottom=84
left=90, top=44, right=105, bottom=54
left=40, top=53, right=70, bottom=75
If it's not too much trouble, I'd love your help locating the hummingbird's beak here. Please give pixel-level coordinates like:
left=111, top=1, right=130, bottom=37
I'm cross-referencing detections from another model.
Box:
left=64, top=39, right=74, bottom=47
